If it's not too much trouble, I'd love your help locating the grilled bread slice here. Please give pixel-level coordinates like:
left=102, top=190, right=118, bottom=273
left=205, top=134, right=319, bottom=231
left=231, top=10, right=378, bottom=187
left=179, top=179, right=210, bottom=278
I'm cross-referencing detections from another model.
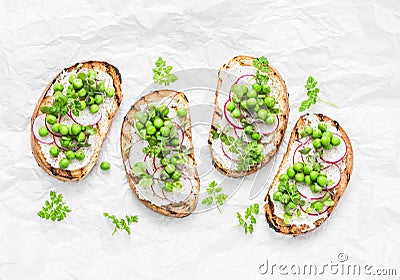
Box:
left=265, top=113, right=353, bottom=235
left=208, top=55, right=289, bottom=177
left=31, top=61, right=122, bottom=181
left=120, top=90, right=200, bottom=218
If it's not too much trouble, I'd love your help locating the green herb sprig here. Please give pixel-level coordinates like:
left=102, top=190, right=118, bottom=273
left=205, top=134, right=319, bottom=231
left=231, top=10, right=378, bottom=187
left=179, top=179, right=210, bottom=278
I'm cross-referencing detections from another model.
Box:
left=38, top=191, right=71, bottom=221
left=299, top=76, right=338, bottom=112
left=152, top=57, right=178, bottom=86
left=201, top=181, right=228, bottom=213
left=103, top=213, right=139, bottom=236
left=236, top=203, right=260, bottom=234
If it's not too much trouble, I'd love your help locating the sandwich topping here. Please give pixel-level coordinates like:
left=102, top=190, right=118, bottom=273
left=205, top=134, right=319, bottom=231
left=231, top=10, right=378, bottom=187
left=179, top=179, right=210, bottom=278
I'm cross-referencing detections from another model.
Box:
left=271, top=115, right=347, bottom=227
left=128, top=101, right=196, bottom=204
left=33, top=66, right=115, bottom=170
left=212, top=56, right=281, bottom=172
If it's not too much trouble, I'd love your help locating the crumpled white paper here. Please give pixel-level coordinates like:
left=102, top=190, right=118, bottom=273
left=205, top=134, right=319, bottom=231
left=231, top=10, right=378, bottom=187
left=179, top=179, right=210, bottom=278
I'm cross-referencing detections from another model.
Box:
left=1, top=0, right=400, bottom=279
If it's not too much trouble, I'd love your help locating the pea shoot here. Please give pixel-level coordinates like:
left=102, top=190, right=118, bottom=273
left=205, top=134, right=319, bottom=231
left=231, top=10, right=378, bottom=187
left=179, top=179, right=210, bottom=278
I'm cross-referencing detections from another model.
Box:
left=201, top=181, right=228, bottom=213
left=103, top=213, right=139, bottom=236
left=38, top=191, right=71, bottom=222
left=236, top=203, right=260, bottom=234
left=299, top=76, right=338, bottom=112
left=152, top=57, right=178, bottom=86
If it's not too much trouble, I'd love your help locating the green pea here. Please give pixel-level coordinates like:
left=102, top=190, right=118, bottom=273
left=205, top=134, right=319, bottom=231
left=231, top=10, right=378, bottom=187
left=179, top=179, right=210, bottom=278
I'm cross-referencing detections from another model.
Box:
left=165, top=164, right=176, bottom=175
left=153, top=117, right=164, bottom=129
left=77, top=88, right=86, bottom=98
left=94, top=94, right=104, bottom=105
left=87, top=70, right=97, bottom=80
left=293, top=162, right=304, bottom=173
left=171, top=170, right=181, bottom=181
left=252, top=132, right=261, bottom=141
left=164, top=182, right=173, bottom=192
left=310, top=171, right=319, bottom=181
left=239, top=100, right=248, bottom=109
left=246, top=98, right=257, bottom=108
left=77, top=132, right=86, bottom=142
left=39, top=126, right=48, bottom=137
left=226, top=101, right=235, bottom=112
left=280, top=194, right=290, bottom=204
left=65, top=150, right=75, bottom=160
left=262, top=84, right=271, bottom=94
left=100, top=161, right=111, bottom=170
left=318, top=122, right=327, bottom=132
left=134, top=112, right=148, bottom=124
left=49, top=145, right=60, bottom=157
left=321, top=136, right=330, bottom=147
left=287, top=184, right=298, bottom=194
left=325, top=143, right=333, bottom=150
left=247, top=89, right=257, bottom=99
left=105, top=87, right=115, bottom=98
left=146, top=125, right=156, bottom=135
left=253, top=104, right=260, bottom=112
left=169, top=138, right=180, bottom=146
left=303, top=164, right=313, bottom=175
left=291, top=193, right=301, bottom=204
left=287, top=167, right=296, bottom=178
left=231, top=84, right=245, bottom=98
left=160, top=170, right=170, bottom=180
left=273, top=191, right=283, bottom=201
left=279, top=174, right=289, bottom=182
left=46, top=115, right=57, bottom=125
left=160, top=158, right=168, bottom=166
left=177, top=108, right=187, bottom=118
left=77, top=72, right=87, bottom=80
left=257, top=98, right=264, bottom=106
left=304, top=175, right=312, bottom=186
left=72, top=78, right=83, bottom=90
left=78, top=100, right=86, bottom=111
left=278, top=183, right=286, bottom=193
left=52, top=123, right=60, bottom=133
left=135, top=121, right=144, bottom=131
left=252, top=83, right=262, bottom=92
left=60, top=136, right=71, bottom=147
left=90, top=104, right=99, bottom=114
left=331, top=136, right=341, bottom=146
left=75, top=150, right=85, bottom=161
left=266, top=115, right=276, bottom=125
left=97, top=81, right=105, bottom=92
left=68, top=74, right=77, bottom=84
left=295, top=173, right=305, bottom=182
left=53, top=83, right=64, bottom=92
left=287, top=201, right=297, bottom=209
left=312, top=128, right=323, bottom=139
left=317, top=175, right=327, bottom=187
left=59, top=158, right=70, bottom=169
left=244, top=125, right=253, bottom=135
left=160, top=126, right=170, bottom=137
left=264, top=96, right=276, bottom=108
left=313, top=138, right=322, bottom=149
left=323, top=131, right=333, bottom=139
left=257, top=109, right=268, bottom=120
left=232, top=94, right=241, bottom=104
left=304, top=126, right=313, bottom=136
left=71, top=124, right=81, bottom=135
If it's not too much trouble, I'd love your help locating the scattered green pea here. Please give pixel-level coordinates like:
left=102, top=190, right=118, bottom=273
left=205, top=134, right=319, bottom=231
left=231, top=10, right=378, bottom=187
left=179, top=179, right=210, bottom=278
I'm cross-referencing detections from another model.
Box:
left=65, top=150, right=75, bottom=160
left=100, top=161, right=111, bottom=171
left=59, top=158, right=70, bottom=169
left=49, top=145, right=60, bottom=157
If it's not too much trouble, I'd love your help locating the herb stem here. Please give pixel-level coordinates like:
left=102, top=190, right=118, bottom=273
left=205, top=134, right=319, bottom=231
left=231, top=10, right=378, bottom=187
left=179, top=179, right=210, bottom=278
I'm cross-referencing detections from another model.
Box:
left=317, top=97, right=338, bottom=108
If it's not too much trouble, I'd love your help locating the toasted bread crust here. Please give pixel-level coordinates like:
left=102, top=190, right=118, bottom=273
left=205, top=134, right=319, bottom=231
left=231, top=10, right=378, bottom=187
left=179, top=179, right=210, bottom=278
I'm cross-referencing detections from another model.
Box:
left=208, top=55, right=289, bottom=177
left=120, top=90, right=200, bottom=218
left=31, top=61, right=123, bottom=181
left=264, top=113, right=354, bottom=236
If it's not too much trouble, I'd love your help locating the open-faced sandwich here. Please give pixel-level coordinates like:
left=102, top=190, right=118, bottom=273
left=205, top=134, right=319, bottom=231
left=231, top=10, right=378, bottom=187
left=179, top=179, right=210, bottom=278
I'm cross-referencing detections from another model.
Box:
left=264, top=113, right=353, bottom=235
left=120, top=90, right=200, bottom=217
left=31, top=61, right=122, bottom=181
left=208, top=55, right=289, bottom=177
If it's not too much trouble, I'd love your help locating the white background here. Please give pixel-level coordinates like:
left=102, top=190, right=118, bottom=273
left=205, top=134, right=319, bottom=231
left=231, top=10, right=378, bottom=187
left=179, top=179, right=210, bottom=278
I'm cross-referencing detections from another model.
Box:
left=1, top=0, right=400, bottom=279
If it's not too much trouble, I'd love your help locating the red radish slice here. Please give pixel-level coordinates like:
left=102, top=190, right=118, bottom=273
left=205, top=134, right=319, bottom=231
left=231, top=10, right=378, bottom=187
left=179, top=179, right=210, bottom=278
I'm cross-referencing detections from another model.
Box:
left=224, top=100, right=244, bottom=129
left=322, top=163, right=342, bottom=191
left=321, top=134, right=347, bottom=164
left=297, top=183, right=327, bottom=201
left=150, top=167, right=168, bottom=200
left=33, top=114, right=55, bottom=144
left=233, top=128, right=252, bottom=143
left=162, top=173, right=194, bottom=203
left=254, top=116, right=279, bottom=136
left=53, top=135, right=67, bottom=151
left=292, top=143, right=306, bottom=164
left=228, top=74, right=255, bottom=100
left=69, top=108, right=102, bottom=126
left=300, top=204, right=330, bottom=216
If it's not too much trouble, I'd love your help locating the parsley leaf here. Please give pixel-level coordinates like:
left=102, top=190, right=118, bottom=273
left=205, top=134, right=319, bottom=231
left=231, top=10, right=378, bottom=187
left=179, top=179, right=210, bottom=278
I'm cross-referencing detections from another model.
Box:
left=299, top=76, right=338, bottom=112
left=152, top=57, right=178, bottom=86
left=201, top=181, right=228, bottom=213
left=37, top=191, right=71, bottom=222
left=236, top=203, right=259, bottom=234
left=103, top=212, right=139, bottom=236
